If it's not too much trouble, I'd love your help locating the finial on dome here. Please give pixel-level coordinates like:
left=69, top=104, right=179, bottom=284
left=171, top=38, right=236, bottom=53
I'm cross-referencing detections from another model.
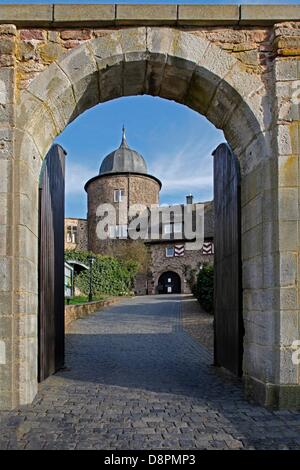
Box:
left=120, top=125, right=128, bottom=148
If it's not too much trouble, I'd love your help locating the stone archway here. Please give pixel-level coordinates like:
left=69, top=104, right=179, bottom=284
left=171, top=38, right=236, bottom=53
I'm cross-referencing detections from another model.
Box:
left=1, top=25, right=298, bottom=409
left=153, top=266, right=185, bottom=295
left=157, top=271, right=182, bottom=295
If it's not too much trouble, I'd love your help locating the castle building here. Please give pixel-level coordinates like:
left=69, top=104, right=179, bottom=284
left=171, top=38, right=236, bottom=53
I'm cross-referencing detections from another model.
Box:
left=65, top=129, right=214, bottom=295
left=84, top=128, right=161, bottom=257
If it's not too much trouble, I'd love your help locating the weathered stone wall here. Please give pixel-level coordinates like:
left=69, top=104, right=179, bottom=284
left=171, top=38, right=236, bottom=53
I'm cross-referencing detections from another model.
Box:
left=148, top=243, right=213, bottom=295
left=86, top=173, right=160, bottom=254
left=14, top=25, right=274, bottom=94
left=64, top=218, right=88, bottom=251
left=1, top=4, right=300, bottom=409
left=65, top=296, right=122, bottom=328
left=0, top=24, right=19, bottom=410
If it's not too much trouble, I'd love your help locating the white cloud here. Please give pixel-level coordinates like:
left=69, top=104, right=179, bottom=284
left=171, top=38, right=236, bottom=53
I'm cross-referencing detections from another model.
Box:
left=149, top=132, right=223, bottom=197
left=65, top=161, right=96, bottom=195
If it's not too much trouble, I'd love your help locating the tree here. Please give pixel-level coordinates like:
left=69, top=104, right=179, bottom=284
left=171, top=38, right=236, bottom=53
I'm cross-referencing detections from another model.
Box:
left=195, top=264, right=214, bottom=314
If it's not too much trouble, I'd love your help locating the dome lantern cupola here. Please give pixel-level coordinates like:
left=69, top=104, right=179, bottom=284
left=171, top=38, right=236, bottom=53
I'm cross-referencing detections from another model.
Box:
left=99, top=127, right=148, bottom=175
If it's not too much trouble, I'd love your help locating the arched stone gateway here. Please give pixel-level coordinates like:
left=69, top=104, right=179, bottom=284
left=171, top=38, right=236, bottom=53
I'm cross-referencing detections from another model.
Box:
left=1, top=8, right=300, bottom=409
left=157, top=271, right=182, bottom=295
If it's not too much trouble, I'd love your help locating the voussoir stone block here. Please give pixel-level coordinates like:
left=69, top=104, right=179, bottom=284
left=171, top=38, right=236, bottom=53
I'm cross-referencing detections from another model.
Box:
left=26, top=62, right=77, bottom=131
left=90, top=32, right=123, bottom=60
left=123, top=56, right=147, bottom=96
left=169, top=30, right=209, bottom=66
left=14, top=129, right=42, bottom=181
left=58, top=44, right=99, bottom=114
left=118, top=28, right=147, bottom=54
left=16, top=90, right=46, bottom=132
left=159, top=57, right=194, bottom=103
left=29, top=107, right=58, bottom=158
left=198, top=41, right=237, bottom=81
left=147, top=27, right=174, bottom=56
left=97, top=58, right=123, bottom=102
left=223, top=106, right=260, bottom=159
left=206, top=80, right=242, bottom=130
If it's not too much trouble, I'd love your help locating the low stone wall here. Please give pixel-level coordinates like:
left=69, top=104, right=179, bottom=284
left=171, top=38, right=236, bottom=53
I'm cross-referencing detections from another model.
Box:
left=65, top=297, right=122, bottom=329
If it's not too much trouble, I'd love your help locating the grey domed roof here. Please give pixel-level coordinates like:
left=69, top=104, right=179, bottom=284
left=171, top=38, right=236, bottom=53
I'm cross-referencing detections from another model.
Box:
left=99, top=128, right=148, bottom=175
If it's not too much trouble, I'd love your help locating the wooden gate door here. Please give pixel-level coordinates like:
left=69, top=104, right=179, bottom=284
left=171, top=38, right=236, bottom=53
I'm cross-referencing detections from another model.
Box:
left=38, top=144, right=66, bottom=382
left=213, top=143, right=243, bottom=376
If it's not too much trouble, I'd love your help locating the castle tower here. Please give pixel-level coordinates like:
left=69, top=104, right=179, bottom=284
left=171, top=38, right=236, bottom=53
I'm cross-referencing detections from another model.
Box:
left=84, top=128, right=161, bottom=255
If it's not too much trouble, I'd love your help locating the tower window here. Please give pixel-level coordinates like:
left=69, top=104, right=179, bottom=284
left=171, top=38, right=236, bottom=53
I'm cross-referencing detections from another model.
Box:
left=163, top=223, right=183, bottom=235
left=173, top=223, right=182, bottom=234
left=114, top=189, right=125, bottom=202
left=109, top=225, right=128, bottom=239
left=66, top=226, right=77, bottom=244
left=163, top=224, right=172, bottom=235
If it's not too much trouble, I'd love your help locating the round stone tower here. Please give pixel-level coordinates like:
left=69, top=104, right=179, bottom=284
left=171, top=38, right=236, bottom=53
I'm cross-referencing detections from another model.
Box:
left=84, top=128, right=161, bottom=255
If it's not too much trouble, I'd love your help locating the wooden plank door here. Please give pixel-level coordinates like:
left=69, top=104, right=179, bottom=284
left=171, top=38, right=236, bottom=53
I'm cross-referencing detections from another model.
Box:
left=38, top=144, right=66, bottom=382
left=213, top=143, right=244, bottom=376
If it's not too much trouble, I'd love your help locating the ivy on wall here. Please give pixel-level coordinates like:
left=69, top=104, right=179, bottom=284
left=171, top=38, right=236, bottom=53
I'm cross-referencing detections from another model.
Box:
left=65, top=250, right=139, bottom=296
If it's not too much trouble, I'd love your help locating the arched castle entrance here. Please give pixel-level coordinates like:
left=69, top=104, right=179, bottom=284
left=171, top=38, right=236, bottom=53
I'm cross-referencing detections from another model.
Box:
left=1, top=20, right=299, bottom=409
left=157, top=271, right=182, bottom=295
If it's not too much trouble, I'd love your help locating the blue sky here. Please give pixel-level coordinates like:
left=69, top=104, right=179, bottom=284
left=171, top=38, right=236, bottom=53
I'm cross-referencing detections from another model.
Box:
left=9, top=0, right=299, bottom=217
left=56, top=97, right=223, bottom=218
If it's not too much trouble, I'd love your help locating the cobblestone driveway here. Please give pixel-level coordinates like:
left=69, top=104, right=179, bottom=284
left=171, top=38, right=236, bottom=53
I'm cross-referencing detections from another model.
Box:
left=1, top=295, right=300, bottom=450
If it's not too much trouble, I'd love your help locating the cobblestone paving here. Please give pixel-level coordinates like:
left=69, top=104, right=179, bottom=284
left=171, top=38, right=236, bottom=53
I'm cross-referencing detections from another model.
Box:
left=1, top=295, right=300, bottom=450
left=181, top=295, right=214, bottom=354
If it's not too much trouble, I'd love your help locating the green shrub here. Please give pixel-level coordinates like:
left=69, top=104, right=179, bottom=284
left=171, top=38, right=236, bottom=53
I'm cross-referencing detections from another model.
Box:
left=65, top=250, right=139, bottom=297
left=195, top=264, right=214, bottom=314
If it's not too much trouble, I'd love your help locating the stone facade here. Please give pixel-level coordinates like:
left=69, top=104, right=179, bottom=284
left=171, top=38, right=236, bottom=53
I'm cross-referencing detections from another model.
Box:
left=145, top=200, right=215, bottom=295
left=81, top=139, right=213, bottom=297
left=64, top=218, right=88, bottom=251
left=85, top=173, right=160, bottom=255
left=148, top=242, right=214, bottom=295
left=0, top=4, right=300, bottom=409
